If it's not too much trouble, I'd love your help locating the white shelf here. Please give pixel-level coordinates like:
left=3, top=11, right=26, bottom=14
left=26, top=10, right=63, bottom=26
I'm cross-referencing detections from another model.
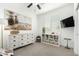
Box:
left=42, top=34, right=59, bottom=46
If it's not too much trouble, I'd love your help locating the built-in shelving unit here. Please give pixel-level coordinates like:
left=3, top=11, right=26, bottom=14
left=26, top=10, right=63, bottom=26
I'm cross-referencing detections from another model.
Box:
left=42, top=33, right=59, bottom=47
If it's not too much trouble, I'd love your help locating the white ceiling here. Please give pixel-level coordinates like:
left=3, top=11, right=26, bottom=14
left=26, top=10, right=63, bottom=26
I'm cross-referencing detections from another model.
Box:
left=35, top=3, right=71, bottom=15
left=26, top=3, right=73, bottom=15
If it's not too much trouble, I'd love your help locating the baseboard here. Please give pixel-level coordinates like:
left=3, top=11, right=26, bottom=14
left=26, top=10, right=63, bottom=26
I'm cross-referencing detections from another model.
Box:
left=14, top=43, right=34, bottom=50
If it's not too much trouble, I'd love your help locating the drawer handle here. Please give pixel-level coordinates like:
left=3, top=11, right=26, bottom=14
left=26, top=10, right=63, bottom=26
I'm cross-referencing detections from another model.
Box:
left=32, top=37, right=33, bottom=38
left=22, top=35, right=23, bottom=37
left=13, top=36, right=16, bottom=38
left=21, top=43, right=24, bottom=45
left=21, top=39, right=23, bottom=40
left=13, top=45, right=16, bottom=46
left=13, top=40, right=16, bottom=42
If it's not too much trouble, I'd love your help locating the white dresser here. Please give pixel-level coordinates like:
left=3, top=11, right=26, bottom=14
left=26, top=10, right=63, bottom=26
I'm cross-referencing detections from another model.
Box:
left=3, top=30, right=36, bottom=49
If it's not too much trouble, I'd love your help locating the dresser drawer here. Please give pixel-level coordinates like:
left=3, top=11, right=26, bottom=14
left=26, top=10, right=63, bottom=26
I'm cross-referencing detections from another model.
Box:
left=9, top=43, right=19, bottom=49
left=19, top=42, right=25, bottom=46
left=7, top=33, right=36, bottom=49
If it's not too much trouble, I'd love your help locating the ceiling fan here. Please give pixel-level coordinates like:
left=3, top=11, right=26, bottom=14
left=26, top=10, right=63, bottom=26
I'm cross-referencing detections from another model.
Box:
left=27, top=3, right=41, bottom=10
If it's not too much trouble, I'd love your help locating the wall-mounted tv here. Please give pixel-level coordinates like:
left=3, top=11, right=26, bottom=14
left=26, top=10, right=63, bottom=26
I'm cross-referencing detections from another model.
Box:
left=60, top=16, right=75, bottom=28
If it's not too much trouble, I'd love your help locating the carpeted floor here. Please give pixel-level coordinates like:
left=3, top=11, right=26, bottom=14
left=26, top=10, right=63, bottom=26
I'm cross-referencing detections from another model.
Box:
left=14, top=42, right=74, bottom=56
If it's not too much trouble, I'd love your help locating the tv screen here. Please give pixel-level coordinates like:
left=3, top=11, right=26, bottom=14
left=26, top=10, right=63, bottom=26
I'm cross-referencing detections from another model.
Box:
left=60, top=16, right=75, bottom=28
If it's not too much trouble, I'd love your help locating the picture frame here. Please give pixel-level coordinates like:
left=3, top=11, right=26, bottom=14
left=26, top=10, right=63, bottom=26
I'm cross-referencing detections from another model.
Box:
left=4, top=9, right=32, bottom=30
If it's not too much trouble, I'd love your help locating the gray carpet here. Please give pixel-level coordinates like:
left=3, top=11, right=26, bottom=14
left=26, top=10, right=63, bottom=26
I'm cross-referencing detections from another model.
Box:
left=14, top=42, right=74, bottom=56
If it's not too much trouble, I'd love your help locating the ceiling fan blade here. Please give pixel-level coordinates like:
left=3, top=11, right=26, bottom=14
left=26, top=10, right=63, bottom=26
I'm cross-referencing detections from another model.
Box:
left=37, top=4, right=41, bottom=9
left=27, top=3, right=33, bottom=8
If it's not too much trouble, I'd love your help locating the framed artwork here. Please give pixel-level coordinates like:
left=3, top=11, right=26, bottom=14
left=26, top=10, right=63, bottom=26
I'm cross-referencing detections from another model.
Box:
left=4, top=9, right=32, bottom=30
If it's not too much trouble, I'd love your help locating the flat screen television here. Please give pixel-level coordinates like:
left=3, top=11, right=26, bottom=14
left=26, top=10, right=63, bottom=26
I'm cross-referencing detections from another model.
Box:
left=60, top=16, right=75, bottom=28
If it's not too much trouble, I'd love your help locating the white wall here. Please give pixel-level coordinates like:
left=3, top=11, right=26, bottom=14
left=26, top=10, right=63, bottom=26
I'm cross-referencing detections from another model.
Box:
left=77, top=6, right=79, bottom=56
left=0, top=3, right=37, bottom=48
left=59, top=4, right=74, bottom=48
left=74, top=3, right=79, bottom=55
left=61, top=27, right=74, bottom=48
left=0, top=25, right=1, bottom=48
left=37, top=3, right=74, bottom=48
left=73, top=3, right=79, bottom=55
